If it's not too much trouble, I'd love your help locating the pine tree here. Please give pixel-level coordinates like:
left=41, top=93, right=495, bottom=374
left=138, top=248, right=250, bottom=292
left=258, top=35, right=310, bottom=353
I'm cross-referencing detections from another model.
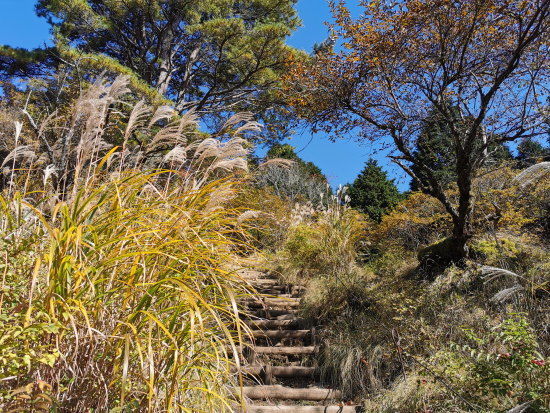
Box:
left=410, top=108, right=513, bottom=191
left=516, top=139, right=550, bottom=167
left=410, top=109, right=457, bottom=191
left=2, top=0, right=301, bottom=139
left=348, top=159, right=401, bottom=223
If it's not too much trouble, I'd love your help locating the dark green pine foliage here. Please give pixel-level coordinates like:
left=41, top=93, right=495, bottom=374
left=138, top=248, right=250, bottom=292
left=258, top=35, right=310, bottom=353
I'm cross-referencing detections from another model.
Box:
left=410, top=108, right=513, bottom=191
left=1, top=0, right=301, bottom=142
left=410, top=110, right=457, bottom=192
left=36, top=0, right=299, bottom=122
left=516, top=139, right=550, bottom=167
left=0, top=46, right=57, bottom=80
left=266, top=143, right=324, bottom=178
left=348, top=159, right=401, bottom=223
left=488, top=142, right=514, bottom=164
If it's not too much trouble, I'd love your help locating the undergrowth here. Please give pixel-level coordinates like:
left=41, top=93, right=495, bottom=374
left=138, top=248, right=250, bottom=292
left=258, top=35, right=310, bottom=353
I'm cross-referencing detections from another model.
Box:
left=266, top=167, right=549, bottom=412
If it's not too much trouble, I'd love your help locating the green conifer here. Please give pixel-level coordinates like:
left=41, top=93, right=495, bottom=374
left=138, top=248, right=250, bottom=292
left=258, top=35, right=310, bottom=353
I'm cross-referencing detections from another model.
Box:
left=348, top=159, right=401, bottom=222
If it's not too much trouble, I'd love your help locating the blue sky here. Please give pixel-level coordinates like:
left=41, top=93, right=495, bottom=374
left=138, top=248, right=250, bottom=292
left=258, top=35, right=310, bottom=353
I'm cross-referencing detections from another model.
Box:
left=0, top=0, right=410, bottom=190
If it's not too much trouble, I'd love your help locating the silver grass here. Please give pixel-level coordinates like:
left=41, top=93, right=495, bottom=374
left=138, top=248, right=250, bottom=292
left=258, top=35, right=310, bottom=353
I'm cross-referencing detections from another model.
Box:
left=148, top=125, right=188, bottom=150
left=221, top=112, right=255, bottom=131
left=106, top=75, right=131, bottom=101
left=193, top=138, right=219, bottom=158
left=123, top=100, right=152, bottom=144
left=481, top=266, right=522, bottom=284
left=258, top=158, right=295, bottom=169
left=43, top=164, right=57, bottom=186
left=14, top=120, right=23, bottom=141
left=163, top=146, right=187, bottom=164
left=205, top=186, right=236, bottom=212
left=234, top=120, right=263, bottom=136
left=147, top=111, right=198, bottom=151
left=512, top=162, right=550, bottom=187
left=2, top=145, right=37, bottom=167
left=211, top=158, right=248, bottom=172
left=490, top=285, right=525, bottom=304
left=73, top=76, right=131, bottom=170
left=149, top=105, right=177, bottom=127
left=195, top=137, right=249, bottom=162
left=507, top=401, right=533, bottom=413
left=237, top=210, right=263, bottom=224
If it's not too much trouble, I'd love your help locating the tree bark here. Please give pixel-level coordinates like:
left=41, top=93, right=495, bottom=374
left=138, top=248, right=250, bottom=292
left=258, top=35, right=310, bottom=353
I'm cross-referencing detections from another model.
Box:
left=452, top=146, right=475, bottom=261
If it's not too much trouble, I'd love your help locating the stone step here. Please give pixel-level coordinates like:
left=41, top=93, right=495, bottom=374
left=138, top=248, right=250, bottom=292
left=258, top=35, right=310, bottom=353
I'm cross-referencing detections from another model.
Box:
left=251, top=330, right=310, bottom=340
left=239, top=385, right=341, bottom=401
left=254, top=346, right=316, bottom=355
left=240, top=406, right=362, bottom=413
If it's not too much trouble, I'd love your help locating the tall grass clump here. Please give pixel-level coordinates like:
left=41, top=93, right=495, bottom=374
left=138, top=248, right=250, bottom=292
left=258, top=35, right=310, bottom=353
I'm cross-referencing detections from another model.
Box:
left=0, top=76, right=258, bottom=412
left=273, top=187, right=366, bottom=284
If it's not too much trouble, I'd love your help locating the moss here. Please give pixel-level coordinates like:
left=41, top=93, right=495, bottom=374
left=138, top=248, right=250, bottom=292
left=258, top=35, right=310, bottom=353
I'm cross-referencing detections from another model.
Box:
left=470, top=238, right=521, bottom=262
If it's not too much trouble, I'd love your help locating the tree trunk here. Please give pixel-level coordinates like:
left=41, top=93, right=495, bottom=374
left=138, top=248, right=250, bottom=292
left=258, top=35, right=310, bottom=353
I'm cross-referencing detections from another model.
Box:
left=452, top=152, right=475, bottom=261
left=156, top=21, right=177, bottom=96
left=417, top=154, right=474, bottom=269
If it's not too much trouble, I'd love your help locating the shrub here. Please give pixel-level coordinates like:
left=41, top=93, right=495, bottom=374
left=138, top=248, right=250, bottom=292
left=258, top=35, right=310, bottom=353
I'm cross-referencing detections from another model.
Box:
left=434, top=314, right=549, bottom=411
left=473, top=165, right=550, bottom=236
left=254, top=162, right=329, bottom=206
left=372, top=192, right=449, bottom=251
left=0, top=76, right=259, bottom=412
left=301, top=267, right=373, bottom=321
left=0, top=171, right=253, bottom=412
left=229, top=185, right=292, bottom=251
left=274, top=198, right=366, bottom=283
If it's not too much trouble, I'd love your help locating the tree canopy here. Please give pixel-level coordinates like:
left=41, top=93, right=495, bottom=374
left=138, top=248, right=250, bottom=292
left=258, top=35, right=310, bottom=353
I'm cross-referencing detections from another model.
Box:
left=1, top=0, right=301, bottom=140
left=266, top=143, right=324, bottom=178
left=255, top=143, right=329, bottom=205
left=284, top=0, right=549, bottom=259
left=516, top=139, right=550, bottom=167
left=410, top=107, right=513, bottom=191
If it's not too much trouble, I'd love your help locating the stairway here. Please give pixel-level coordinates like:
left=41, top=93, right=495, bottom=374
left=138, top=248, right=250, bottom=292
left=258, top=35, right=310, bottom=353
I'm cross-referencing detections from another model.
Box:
left=235, top=271, right=362, bottom=413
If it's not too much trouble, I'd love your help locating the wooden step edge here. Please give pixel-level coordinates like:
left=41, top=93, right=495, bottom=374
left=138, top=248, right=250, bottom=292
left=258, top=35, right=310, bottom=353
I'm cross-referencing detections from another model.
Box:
left=243, top=294, right=300, bottom=301
left=251, top=330, right=311, bottom=339
left=253, top=346, right=316, bottom=355
left=241, top=313, right=301, bottom=322
left=274, top=313, right=298, bottom=320
left=232, top=365, right=316, bottom=378
left=243, top=298, right=301, bottom=305
left=238, top=406, right=362, bottom=413
left=237, top=385, right=342, bottom=401
left=245, top=309, right=299, bottom=317
left=245, top=319, right=305, bottom=329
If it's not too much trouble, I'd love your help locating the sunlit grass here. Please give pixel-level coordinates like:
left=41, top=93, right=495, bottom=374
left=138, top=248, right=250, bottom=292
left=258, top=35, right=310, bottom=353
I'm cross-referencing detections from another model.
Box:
left=0, top=168, right=253, bottom=411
